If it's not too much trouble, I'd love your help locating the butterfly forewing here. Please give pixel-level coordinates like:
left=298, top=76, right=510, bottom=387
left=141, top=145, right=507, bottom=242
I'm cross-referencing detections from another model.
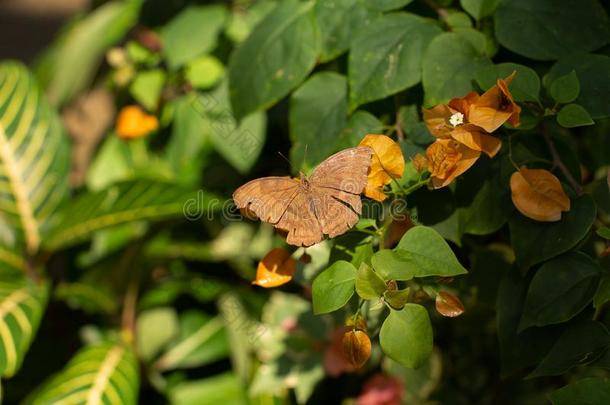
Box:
left=275, top=191, right=323, bottom=247
left=309, top=147, right=373, bottom=195
left=232, top=177, right=300, bottom=223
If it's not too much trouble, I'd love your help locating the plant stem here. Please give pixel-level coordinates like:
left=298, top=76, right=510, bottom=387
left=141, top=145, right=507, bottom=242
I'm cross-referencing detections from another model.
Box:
left=541, top=124, right=584, bottom=196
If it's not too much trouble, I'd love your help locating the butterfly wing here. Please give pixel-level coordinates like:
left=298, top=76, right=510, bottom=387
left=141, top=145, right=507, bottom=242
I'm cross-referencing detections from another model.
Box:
left=309, top=146, right=373, bottom=237
left=275, top=191, right=323, bottom=247
left=232, top=177, right=300, bottom=224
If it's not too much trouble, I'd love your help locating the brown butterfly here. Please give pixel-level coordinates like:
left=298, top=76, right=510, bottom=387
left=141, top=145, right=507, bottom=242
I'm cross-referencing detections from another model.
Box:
left=233, top=147, right=373, bottom=247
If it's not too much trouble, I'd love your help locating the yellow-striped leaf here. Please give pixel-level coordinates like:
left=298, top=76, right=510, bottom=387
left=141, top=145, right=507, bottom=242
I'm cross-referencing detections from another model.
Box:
left=0, top=62, right=70, bottom=254
left=44, top=180, right=217, bottom=251
left=0, top=260, right=48, bottom=378
left=28, top=341, right=139, bottom=404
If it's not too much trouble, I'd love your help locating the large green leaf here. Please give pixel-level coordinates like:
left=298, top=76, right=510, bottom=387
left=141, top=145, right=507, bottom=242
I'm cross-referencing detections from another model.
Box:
left=547, top=54, right=610, bottom=119
left=44, top=180, right=213, bottom=250
left=228, top=0, right=320, bottom=120
left=460, top=0, right=499, bottom=20
left=0, top=62, right=70, bottom=253
left=312, top=260, right=356, bottom=314
left=370, top=0, right=414, bottom=10
left=161, top=5, right=228, bottom=69
left=372, top=226, right=467, bottom=280
left=168, top=373, right=246, bottom=405
left=36, top=0, right=142, bottom=106
left=29, top=341, right=139, bottom=404
left=494, top=0, right=610, bottom=61
left=380, top=304, right=433, bottom=368
left=314, top=0, right=380, bottom=62
left=519, top=252, right=601, bottom=330
left=348, top=13, right=441, bottom=110
left=0, top=267, right=47, bottom=378
left=422, top=32, right=492, bottom=106
left=509, top=194, right=596, bottom=269
left=154, top=312, right=227, bottom=371
left=476, top=62, right=541, bottom=102
left=549, top=377, right=610, bottom=405
left=289, top=72, right=348, bottom=170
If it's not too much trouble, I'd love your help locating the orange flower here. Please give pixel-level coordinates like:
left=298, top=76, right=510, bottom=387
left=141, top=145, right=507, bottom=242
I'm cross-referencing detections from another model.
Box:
left=425, top=139, right=480, bottom=189
left=411, top=153, right=428, bottom=173
left=510, top=167, right=571, bottom=222
left=116, top=105, right=158, bottom=139
left=252, top=247, right=297, bottom=288
left=423, top=95, right=501, bottom=158
left=468, top=71, right=521, bottom=132
left=359, top=134, right=405, bottom=202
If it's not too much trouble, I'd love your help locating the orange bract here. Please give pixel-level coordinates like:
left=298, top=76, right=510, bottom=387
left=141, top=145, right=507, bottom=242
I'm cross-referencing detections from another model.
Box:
left=342, top=330, right=371, bottom=369
left=435, top=291, right=465, bottom=317
left=510, top=167, right=571, bottom=222
left=468, top=71, right=521, bottom=132
left=116, top=105, right=159, bottom=139
left=252, top=247, right=297, bottom=288
left=359, top=134, right=405, bottom=202
left=412, top=153, right=428, bottom=173
left=426, top=139, right=480, bottom=189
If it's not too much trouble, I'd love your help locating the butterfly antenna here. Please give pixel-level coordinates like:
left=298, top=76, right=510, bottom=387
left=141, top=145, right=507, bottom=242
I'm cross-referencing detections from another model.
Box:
left=277, top=151, right=295, bottom=172
left=302, top=144, right=308, bottom=171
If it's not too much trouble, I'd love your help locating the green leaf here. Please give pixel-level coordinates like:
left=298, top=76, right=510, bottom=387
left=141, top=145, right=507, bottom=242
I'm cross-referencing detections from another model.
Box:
left=594, top=275, right=610, bottom=309
left=136, top=307, right=179, bottom=362
left=380, top=304, right=433, bottom=368
left=519, top=252, right=601, bottom=330
left=369, top=0, right=414, bottom=11
left=0, top=62, right=70, bottom=253
left=348, top=13, right=441, bottom=110
left=312, top=260, right=357, bottom=314
left=197, top=82, right=267, bottom=174
left=422, top=32, right=492, bottom=106
left=476, top=62, right=541, bottom=102
left=384, top=288, right=410, bottom=310
left=510, top=194, right=596, bottom=269
left=0, top=270, right=47, bottom=377
left=225, top=0, right=278, bottom=44
left=129, top=69, right=166, bottom=111
left=154, top=312, right=227, bottom=370
left=336, top=110, right=385, bottom=150
left=329, top=231, right=374, bottom=268
left=597, top=227, right=610, bottom=240
left=314, top=0, right=381, bottom=62
left=549, top=377, right=610, bottom=405
left=290, top=72, right=347, bottom=170
left=494, top=0, right=610, bottom=61
left=528, top=321, right=610, bottom=378
left=36, top=0, right=141, bottom=105
left=228, top=0, right=320, bottom=120
left=355, top=263, right=387, bottom=300
left=547, top=54, right=610, bottom=119
left=168, top=373, right=246, bottom=405
left=549, top=70, right=580, bottom=104
left=185, top=56, right=225, bottom=90
left=161, top=5, right=227, bottom=69
left=29, top=341, right=139, bottom=404
left=372, top=226, right=467, bottom=280
left=44, top=180, right=211, bottom=250
left=55, top=282, right=117, bottom=315
left=557, top=104, right=595, bottom=128
left=460, top=0, right=499, bottom=20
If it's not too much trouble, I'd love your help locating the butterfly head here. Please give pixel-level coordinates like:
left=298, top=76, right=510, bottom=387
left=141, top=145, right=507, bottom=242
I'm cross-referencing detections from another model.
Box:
left=299, top=171, right=310, bottom=188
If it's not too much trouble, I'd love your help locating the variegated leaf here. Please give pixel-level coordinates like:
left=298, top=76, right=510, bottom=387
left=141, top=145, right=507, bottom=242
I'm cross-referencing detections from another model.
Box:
left=0, top=62, right=70, bottom=253
left=29, top=341, right=139, bottom=405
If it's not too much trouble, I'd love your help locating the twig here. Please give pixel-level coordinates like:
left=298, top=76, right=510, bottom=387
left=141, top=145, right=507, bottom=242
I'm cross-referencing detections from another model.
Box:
left=422, top=0, right=449, bottom=18
left=541, top=124, right=584, bottom=196
left=121, top=279, right=139, bottom=346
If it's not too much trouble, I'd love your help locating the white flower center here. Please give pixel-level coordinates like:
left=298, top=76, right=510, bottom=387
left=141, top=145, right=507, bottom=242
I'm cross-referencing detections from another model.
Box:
left=449, top=112, right=464, bottom=127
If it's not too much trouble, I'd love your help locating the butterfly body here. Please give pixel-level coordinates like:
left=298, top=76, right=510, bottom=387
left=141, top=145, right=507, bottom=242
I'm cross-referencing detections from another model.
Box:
left=233, top=147, right=373, bottom=247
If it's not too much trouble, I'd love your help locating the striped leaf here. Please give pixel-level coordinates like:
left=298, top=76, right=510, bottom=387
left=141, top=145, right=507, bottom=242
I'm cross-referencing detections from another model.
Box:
left=29, top=341, right=139, bottom=405
left=44, top=180, right=218, bottom=251
left=0, top=62, right=70, bottom=254
left=0, top=258, right=48, bottom=378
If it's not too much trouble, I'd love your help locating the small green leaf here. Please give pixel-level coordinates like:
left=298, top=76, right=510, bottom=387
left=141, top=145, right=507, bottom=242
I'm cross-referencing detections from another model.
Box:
left=549, top=377, right=610, bottom=405
left=129, top=69, right=165, bottom=111
left=597, top=227, right=610, bottom=240
left=384, top=288, right=410, bottom=310
left=557, top=103, right=595, bottom=128
left=528, top=321, right=610, bottom=378
left=550, top=70, right=580, bottom=103
left=312, top=260, right=357, bottom=314
left=519, top=252, right=601, bottom=330
left=185, top=56, right=225, bottom=90
left=228, top=0, right=320, bottom=119
left=510, top=194, right=596, bottom=269
left=161, top=5, right=227, bottom=69
left=168, top=373, right=247, bottom=405
left=369, top=0, right=414, bottom=11
left=137, top=307, right=179, bottom=362
left=594, top=275, right=610, bottom=309
left=460, top=0, right=499, bottom=20
left=380, top=304, right=433, bottom=368
left=445, top=12, right=473, bottom=29
left=372, top=226, right=467, bottom=280
left=355, top=263, right=387, bottom=300
left=348, top=13, right=441, bottom=110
